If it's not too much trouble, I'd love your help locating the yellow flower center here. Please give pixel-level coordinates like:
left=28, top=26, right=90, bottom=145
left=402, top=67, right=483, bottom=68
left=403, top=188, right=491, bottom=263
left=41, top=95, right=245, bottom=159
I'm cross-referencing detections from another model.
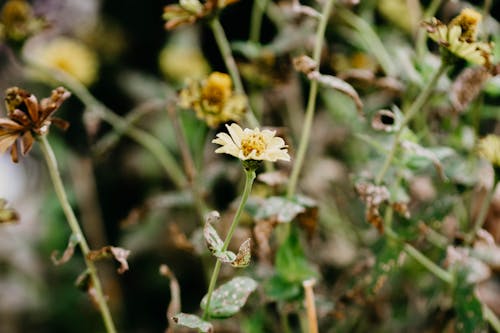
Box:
left=450, top=8, right=482, bottom=42
left=241, top=133, right=266, bottom=157
left=201, top=72, right=232, bottom=108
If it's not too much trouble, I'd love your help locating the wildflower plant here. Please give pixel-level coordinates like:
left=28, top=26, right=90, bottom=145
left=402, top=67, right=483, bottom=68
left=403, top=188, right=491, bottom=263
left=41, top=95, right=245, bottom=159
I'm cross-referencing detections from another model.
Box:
left=2, top=0, right=500, bottom=332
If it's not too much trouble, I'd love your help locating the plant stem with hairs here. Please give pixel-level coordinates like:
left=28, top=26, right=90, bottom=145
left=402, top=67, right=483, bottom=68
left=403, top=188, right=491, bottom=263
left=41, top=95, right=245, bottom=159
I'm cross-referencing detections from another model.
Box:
left=202, top=169, right=256, bottom=320
left=286, top=0, right=336, bottom=198
left=38, top=135, right=117, bottom=333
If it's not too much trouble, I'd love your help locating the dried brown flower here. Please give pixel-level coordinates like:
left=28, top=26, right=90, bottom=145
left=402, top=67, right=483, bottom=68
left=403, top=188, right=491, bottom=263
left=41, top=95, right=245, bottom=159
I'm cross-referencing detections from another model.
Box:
left=0, top=87, right=70, bottom=163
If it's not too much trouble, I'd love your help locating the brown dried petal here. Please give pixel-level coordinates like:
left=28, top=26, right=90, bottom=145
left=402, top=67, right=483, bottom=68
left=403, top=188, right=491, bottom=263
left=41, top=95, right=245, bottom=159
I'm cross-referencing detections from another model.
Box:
left=0, top=133, right=19, bottom=153
left=20, top=131, right=34, bottom=155
left=24, top=93, right=39, bottom=123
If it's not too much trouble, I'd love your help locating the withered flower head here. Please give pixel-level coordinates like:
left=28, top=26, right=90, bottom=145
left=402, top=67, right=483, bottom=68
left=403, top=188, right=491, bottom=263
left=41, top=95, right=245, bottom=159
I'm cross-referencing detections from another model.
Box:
left=0, top=87, right=70, bottom=163
left=163, top=0, right=238, bottom=30
left=423, top=8, right=493, bottom=67
left=179, top=72, right=247, bottom=127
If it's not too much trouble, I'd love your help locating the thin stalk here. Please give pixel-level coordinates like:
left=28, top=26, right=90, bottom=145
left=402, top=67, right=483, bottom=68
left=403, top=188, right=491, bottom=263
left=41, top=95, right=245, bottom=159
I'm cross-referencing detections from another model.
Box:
left=209, top=18, right=259, bottom=128
left=286, top=0, right=336, bottom=198
left=202, top=169, right=256, bottom=320
left=468, top=180, right=497, bottom=243
left=403, top=243, right=453, bottom=284
left=303, top=279, right=318, bottom=333
left=375, top=61, right=448, bottom=185
left=25, top=60, right=187, bottom=189
left=167, top=105, right=209, bottom=219
left=484, top=305, right=500, bottom=333
left=249, top=0, right=268, bottom=43
left=38, top=135, right=117, bottom=333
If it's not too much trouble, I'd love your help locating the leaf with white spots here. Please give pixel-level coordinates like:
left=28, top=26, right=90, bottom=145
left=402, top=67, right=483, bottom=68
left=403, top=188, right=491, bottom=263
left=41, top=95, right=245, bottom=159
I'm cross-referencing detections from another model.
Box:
left=204, top=212, right=224, bottom=253
left=172, top=313, right=213, bottom=333
left=231, top=238, right=251, bottom=268
left=201, top=276, right=258, bottom=318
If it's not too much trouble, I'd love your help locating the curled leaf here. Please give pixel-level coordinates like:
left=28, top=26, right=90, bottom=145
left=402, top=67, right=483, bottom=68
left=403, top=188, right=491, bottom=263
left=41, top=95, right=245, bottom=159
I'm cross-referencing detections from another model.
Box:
left=0, top=198, right=19, bottom=224
left=371, top=109, right=396, bottom=132
left=308, top=71, right=363, bottom=116
left=355, top=182, right=390, bottom=232
left=159, top=264, right=181, bottom=333
left=201, top=276, right=258, bottom=318
left=172, top=313, right=213, bottom=333
left=204, top=214, right=224, bottom=253
left=231, top=238, right=251, bottom=268
left=87, top=246, right=131, bottom=274
left=51, top=234, right=80, bottom=266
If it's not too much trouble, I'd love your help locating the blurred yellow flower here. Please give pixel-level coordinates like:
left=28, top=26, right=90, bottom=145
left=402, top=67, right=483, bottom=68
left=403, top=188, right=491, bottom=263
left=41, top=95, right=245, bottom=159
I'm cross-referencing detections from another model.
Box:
left=212, top=123, right=290, bottom=162
left=159, top=44, right=209, bottom=83
left=423, top=8, right=493, bottom=67
left=179, top=72, right=246, bottom=128
left=477, top=135, right=500, bottom=167
left=34, top=37, right=99, bottom=86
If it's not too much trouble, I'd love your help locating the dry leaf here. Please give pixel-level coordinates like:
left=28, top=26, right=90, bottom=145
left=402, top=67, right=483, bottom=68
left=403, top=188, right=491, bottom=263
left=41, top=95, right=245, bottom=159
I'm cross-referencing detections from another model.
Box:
left=231, top=238, right=251, bottom=268
left=159, top=264, right=181, bottom=333
left=371, top=109, right=396, bottom=132
left=450, top=67, right=490, bottom=113
left=51, top=234, right=80, bottom=265
left=87, top=246, right=131, bottom=274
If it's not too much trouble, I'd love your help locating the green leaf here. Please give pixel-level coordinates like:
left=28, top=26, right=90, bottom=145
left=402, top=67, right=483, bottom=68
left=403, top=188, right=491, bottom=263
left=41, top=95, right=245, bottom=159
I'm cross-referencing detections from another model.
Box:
left=275, top=228, right=317, bottom=282
left=172, top=313, right=213, bottom=333
left=201, top=276, right=258, bottom=318
left=264, top=274, right=302, bottom=301
left=453, top=271, right=487, bottom=333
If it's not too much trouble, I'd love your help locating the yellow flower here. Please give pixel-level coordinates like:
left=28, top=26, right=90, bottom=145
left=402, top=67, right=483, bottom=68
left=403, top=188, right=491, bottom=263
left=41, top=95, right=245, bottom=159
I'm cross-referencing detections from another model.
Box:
left=477, top=135, right=500, bottom=167
left=212, top=123, right=290, bottom=162
left=423, top=8, right=493, bottom=67
left=179, top=72, right=246, bottom=128
left=163, top=0, right=239, bottom=30
left=33, top=37, right=99, bottom=86
left=159, top=44, right=209, bottom=83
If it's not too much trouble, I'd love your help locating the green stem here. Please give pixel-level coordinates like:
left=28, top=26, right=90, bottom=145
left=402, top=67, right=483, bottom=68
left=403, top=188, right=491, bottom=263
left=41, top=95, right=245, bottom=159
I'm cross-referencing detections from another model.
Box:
left=38, top=135, right=117, bottom=333
left=484, top=305, right=500, bottom=333
left=249, top=0, right=268, bottom=43
left=286, top=0, right=335, bottom=198
left=25, top=60, right=187, bottom=189
left=209, top=18, right=259, bottom=128
left=202, top=168, right=256, bottom=320
left=403, top=243, right=453, bottom=284
left=375, top=61, right=448, bottom=185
